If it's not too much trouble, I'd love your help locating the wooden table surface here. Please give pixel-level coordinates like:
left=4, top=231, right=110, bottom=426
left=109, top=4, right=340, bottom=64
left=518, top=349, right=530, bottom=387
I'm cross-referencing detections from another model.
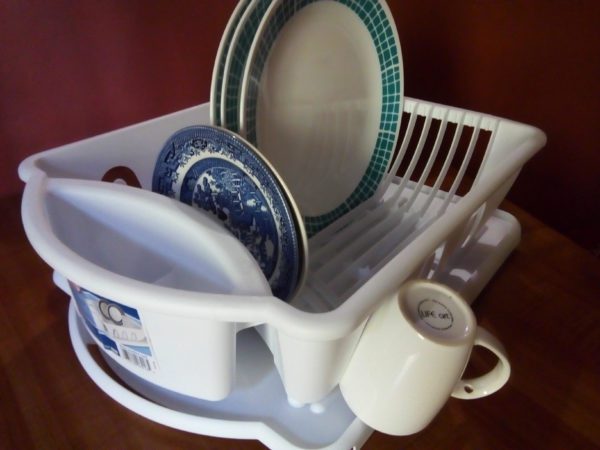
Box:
left=1, top=192, right=599, bottom=450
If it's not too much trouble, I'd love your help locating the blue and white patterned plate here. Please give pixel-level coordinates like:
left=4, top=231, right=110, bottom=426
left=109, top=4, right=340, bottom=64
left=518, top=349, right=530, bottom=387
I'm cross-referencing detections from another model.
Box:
left=239, top=0, right=403, bottom=236
left=152, top=126, right=306, bottom=301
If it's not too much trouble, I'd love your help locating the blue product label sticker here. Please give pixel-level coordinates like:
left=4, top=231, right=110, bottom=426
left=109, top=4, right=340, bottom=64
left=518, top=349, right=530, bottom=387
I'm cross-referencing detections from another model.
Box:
left=69, top=281, right=158, bottom=372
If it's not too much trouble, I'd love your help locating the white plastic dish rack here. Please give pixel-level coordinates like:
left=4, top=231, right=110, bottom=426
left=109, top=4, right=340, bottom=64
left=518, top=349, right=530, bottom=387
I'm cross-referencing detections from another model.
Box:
left=65, top=207, right=522, bottom=450
left=19, top=97, right=545, bottom=438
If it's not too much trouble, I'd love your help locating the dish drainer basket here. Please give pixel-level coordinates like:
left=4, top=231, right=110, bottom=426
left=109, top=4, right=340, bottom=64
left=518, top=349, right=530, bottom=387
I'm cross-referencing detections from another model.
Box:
left=19, top=96, right=545, bottom=408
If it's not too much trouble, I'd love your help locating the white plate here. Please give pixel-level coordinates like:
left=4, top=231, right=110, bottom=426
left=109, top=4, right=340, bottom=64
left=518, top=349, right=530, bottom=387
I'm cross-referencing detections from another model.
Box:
left=239, top=0, right=403, bottom=236
left=210, top=0, right=252, bottom=126
left=220, top=0, right=272, bottom=130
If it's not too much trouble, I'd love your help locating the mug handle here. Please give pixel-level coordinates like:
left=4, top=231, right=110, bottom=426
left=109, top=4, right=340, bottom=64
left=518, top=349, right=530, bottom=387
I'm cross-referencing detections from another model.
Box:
left=451, top=327, right=511, bottom=399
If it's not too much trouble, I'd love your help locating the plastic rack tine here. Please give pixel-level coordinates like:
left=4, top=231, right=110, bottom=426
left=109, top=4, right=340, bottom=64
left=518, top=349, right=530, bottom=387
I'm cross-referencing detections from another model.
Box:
left=332, top=211, right=422, bottom=298
left=373, top=100, right=419, bottom=203
left=309, top=199, right=386, bottom=267
left=370, top=213, right=439, bottom=274
left=406, top=107, right=449, bottom=215
left=438, top=114, right=483, bottom=216
left=471, top=117, right=500, bottom=188
left=311, top=105, right=427, bottom=275
left=309, top=101, right=419, bottom=265
left=308, top=194, right=379, bottom=250
left=419, top=110, right=466, bottom=218
left=314, top=200, right=410, bottom=283
left=309, top=193, right=407, bottom=269
left=317, top=106, right=437, bottom=278
left=402, top=105, right=441, bottom=214
left=394, top=103, right=434, bottom=211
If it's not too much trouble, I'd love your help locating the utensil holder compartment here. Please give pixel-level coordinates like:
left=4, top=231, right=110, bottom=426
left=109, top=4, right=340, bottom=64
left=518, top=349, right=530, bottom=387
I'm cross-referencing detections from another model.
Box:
left=20, top=97, right=545, bottom=404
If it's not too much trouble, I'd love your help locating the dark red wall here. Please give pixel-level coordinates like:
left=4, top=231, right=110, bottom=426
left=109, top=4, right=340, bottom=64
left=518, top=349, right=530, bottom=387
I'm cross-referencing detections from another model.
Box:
left=1, top=1, right=598, bottom=251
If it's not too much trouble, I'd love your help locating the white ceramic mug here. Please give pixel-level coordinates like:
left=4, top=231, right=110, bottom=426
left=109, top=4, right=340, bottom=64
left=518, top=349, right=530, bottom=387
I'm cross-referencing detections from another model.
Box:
left=339, top=279, right=510, bottom=436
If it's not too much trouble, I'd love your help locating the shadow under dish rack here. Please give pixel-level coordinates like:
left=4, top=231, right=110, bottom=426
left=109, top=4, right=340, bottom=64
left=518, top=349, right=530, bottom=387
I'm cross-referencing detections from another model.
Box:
left=18, top=97, right=546, bottom=409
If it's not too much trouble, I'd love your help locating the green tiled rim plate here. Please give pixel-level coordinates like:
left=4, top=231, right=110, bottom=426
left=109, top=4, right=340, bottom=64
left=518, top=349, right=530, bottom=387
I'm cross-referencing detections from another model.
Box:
left=210, top=0, right=251, bottom=126
left=240, top=0, right=403, bottom=236
left=220, top=0, right=271, bottom=132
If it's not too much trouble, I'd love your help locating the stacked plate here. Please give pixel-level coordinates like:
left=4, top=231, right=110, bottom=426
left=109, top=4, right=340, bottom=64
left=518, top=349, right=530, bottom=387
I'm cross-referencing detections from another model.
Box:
left=154, top=0, right=403, bottom=302
left=152, top=125, right=305, bottom=301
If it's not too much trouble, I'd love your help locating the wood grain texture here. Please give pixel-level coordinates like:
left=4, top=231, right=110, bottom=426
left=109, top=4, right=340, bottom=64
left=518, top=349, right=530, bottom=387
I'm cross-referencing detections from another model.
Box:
left=1, top=192, right=599, bottom=449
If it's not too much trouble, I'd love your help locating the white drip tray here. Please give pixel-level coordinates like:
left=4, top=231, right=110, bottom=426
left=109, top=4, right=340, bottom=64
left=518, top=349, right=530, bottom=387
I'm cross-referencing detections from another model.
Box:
left=69, top=303, right=371, bottom=449
left=68, top=208, right=520, bottom=450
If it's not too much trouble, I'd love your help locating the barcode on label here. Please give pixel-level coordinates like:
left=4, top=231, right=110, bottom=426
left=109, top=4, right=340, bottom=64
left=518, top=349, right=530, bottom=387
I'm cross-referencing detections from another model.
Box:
left=122, top=347, right=153, bottom=371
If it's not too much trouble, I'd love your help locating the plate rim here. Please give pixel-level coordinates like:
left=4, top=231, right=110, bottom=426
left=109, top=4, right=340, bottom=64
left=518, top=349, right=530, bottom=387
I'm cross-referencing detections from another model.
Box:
left=238, top=0, right=404, bottom=236
left=209, top=0, right=252, bottom=126
left=219, top=0, right=272, bottom=131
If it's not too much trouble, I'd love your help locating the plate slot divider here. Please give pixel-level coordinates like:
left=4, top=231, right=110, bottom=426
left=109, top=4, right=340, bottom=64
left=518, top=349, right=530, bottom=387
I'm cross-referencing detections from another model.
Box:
left=303, top=110, right=490, bottom=307
left=419, top=110, right=466, bottom=218
left=310, top=105, right=433, bottom=279
left=436, top=114, right=482, bottom=217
